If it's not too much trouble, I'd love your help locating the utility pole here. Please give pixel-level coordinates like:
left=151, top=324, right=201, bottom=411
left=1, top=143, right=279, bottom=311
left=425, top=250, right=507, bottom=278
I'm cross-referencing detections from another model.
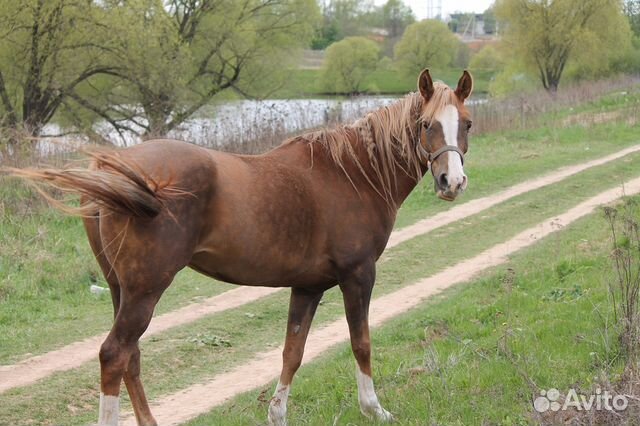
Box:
left=426, top=0, right=442, bottom=20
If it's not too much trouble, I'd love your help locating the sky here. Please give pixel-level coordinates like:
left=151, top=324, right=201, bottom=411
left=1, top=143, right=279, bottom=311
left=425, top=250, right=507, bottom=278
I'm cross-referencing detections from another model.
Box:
left=375, top=0, right=495, bottom=20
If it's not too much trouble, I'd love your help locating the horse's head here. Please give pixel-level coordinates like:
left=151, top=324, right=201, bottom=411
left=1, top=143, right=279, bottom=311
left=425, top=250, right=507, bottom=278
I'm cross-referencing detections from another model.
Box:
left=417, top=69, right=473, bottom=202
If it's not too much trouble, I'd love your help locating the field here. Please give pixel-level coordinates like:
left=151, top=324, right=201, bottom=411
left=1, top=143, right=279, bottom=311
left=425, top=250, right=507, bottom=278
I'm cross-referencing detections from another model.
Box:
left=271, top=68, right=494, bottom=98
left=1, top=82, right=640, bottom=425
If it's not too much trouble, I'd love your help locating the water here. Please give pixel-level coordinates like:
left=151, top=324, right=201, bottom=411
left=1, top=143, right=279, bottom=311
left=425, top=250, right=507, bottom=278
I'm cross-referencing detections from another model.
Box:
left=36, top=95, right=486, bottom=156
left=37, top=97, right=395, bottom=150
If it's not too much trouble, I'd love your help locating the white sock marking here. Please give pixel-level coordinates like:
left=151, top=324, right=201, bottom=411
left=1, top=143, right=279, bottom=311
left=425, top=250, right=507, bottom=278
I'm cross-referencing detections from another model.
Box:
left=98, top=393, right=120, bottom=426
left=355, top=367, right=393, bottom=422
left=268, top=381, right=290, bottom=426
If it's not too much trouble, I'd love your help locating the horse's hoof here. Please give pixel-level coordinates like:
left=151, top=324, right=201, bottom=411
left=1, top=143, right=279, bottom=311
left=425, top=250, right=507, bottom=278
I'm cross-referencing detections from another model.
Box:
left=361, top=404, right=394, bottom=423
left=378, top=407, right=394, bottom=422
left=267, top=408, right=287, bottom=426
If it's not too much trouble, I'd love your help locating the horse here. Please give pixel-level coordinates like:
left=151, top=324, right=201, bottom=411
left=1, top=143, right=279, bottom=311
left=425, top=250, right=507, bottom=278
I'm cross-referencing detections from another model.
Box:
left=6, top=69, right=473, bottom=426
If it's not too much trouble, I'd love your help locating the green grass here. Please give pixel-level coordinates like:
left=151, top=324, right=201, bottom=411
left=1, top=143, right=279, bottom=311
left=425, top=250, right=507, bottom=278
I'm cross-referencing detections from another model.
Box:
left=1, top=109, right=639, bottom=364
left=396, top=120, right=640, bottom=228
left=0, top=83, right=639, bottom=424
left=271, top=68, right=493, bottom=98
left=1, top=149, right=639, bottom=425
left=0, top=185, right=235, bottom=363
left=183, top=198, right=634, bottom=426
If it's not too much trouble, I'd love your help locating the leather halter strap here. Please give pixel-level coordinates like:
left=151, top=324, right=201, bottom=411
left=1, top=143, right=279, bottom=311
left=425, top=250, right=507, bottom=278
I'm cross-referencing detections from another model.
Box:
left=417, top=123, right=465, bottom=166
left=429, top=144, right=465, bottom=165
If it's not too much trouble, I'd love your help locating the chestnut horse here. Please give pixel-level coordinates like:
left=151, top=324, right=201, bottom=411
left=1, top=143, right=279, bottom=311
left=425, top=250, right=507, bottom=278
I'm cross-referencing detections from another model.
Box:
left=8, top=69, right=473, bottom=425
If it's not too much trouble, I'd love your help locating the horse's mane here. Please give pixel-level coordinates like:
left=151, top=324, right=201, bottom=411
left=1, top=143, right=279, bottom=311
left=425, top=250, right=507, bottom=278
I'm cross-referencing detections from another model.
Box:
left=287, top=82, right=459, bottom=205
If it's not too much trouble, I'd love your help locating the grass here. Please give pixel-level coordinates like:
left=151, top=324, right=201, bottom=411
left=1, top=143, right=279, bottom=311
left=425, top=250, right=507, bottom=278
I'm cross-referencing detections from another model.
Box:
left=0, top=186, right=235, bottom=363
left=183, top=198, right=635, bottom=426
left=1, top=148, right=640, bottom=425
left=271, top=68, right=493, bottom=98
left=0, top=80, right=639, bottom=424
left=396, top=119, right=640, bottom=228
left=1, top=109, right=639, bottom=364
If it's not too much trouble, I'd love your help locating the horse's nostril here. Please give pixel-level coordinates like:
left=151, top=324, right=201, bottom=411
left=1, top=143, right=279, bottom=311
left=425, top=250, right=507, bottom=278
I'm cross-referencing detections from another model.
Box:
left=438, top=173, right=448, bottom=189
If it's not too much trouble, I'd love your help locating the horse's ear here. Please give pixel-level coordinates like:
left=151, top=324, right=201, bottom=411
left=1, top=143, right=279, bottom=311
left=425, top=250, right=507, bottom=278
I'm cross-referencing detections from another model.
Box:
left=455, top=70, right=473, bottom=102
left=418, top=69, right=434, bottom=101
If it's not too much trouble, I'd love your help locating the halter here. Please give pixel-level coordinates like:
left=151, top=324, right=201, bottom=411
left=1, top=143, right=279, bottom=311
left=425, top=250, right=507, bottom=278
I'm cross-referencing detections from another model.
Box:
left=416, top=121, right=465, bottom=168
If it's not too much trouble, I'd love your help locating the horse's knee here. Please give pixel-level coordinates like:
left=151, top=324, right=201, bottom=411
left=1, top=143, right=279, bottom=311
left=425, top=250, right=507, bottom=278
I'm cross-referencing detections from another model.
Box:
left=99, top=338, right=120, bottom=367
left=99, top=337, right=136, bottom=382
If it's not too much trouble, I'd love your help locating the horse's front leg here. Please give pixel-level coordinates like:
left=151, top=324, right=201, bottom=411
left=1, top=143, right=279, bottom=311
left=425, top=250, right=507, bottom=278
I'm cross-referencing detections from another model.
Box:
left=268, top=287, right=324, bottom=426
left=340, top=261, right=393, bottom=422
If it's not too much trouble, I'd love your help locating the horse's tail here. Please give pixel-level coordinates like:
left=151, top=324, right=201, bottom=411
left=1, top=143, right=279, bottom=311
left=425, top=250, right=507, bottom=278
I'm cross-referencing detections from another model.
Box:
left=2, top=150, right=183, bottom=218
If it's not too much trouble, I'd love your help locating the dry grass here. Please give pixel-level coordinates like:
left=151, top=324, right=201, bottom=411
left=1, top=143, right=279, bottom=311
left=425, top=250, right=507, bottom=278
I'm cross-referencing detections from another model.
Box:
left=468, top=75, right=640, bottom=135
left=1, top=75, right=638, bottom=168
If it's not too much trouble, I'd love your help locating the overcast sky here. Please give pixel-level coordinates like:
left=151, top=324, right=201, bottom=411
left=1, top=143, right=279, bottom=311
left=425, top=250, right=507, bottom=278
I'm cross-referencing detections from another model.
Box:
left=374, top=0, right=495, bottom=19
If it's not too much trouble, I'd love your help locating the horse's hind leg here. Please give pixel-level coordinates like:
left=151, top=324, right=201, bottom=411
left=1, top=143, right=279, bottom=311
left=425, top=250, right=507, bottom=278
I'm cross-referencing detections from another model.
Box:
left=93, top=211, right=198, bottom=426
left=85, top=215, right=156, bottom=425
left=84, top=218, right=146, bottom=425
left=99, top=288, right=165, bottom=426
left=268, top=288, right=323, bottom=426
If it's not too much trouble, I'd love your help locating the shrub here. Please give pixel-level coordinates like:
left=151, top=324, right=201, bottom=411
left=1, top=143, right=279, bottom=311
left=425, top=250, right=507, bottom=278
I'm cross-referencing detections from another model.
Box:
left=321, top=37, right=380, bottom=94
left=394, top=20, right=458, bottom=78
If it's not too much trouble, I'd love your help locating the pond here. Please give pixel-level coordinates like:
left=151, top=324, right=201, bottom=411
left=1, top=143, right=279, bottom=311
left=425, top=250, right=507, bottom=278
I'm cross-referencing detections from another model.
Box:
left=37, top=95, right=486, bottom=156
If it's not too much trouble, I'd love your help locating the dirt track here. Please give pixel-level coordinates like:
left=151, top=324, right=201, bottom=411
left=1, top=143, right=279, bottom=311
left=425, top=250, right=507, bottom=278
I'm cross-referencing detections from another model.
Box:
left=119, top=176, right=640, bottom=426
left=1, top=144, right=640, bottom=396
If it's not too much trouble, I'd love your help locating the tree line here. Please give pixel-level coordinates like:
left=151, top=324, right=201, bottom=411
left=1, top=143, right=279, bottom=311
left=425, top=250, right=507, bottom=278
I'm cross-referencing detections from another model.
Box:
left=321, top=0, right=640, bottom=95
left=1, top=0, right=639, bottom=145
left=0, top=0, right=318, bottom=141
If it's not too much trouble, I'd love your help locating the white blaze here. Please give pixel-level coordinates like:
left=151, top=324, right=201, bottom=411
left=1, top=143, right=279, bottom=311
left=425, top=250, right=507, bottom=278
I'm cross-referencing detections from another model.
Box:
left=98, top=393, right=120, bottom=426
left=268, top=381, right=290, bottom=426
left=435, top=104, right=466, bottom=189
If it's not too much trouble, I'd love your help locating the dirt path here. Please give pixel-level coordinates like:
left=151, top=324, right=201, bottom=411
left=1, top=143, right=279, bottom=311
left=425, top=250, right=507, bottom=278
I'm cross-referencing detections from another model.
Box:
left=119, top=176, right=640, bottom=426
left=1, top=144, right=640, bottom=395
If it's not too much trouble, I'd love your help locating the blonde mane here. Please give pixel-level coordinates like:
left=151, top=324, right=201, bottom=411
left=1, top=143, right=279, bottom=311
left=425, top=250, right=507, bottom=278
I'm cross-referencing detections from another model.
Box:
left=290, top=82, right=459, bottom=205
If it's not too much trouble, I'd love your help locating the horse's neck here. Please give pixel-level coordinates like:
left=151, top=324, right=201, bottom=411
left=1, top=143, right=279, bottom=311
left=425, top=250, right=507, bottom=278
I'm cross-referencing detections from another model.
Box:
left=270, top=127, right=427, bottom=209
left=351, top=122, right=428, bottom=209
left=386, top=156, right=428, bottom=208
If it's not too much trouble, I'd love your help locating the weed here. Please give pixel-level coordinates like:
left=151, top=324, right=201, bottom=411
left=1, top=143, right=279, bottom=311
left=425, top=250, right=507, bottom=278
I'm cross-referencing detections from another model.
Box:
left=604, top=201, right=640, bottom=365
left=187, top=333, right=232, bottom=348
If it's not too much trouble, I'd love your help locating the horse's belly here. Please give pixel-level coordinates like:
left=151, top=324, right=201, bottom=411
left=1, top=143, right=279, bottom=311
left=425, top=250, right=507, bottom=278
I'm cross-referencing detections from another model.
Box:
left=188, top=249, right=334, bottom=288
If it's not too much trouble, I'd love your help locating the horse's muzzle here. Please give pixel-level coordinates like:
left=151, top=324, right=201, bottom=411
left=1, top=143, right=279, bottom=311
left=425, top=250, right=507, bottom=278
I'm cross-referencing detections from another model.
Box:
left=435, top=176, right=467, bottom=201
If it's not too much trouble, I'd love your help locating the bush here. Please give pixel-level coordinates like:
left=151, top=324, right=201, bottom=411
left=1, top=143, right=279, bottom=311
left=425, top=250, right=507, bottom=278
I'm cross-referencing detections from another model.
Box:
left=469, top=45, right=504, bottom=74
left=394, top=19, right=458, bottom=78
left=321, top=37, right=380, bottom=94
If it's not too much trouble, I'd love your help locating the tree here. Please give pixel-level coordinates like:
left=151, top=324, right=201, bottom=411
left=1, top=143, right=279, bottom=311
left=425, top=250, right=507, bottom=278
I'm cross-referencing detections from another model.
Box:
left=0, top=0, right=121, bottom=138
left=624, top=0, right=640, bottom=36
left=381, top=0, right=415, bottom=38
left=394, top=20, right=459, bottom=78
left=483, top=7, right=497, bottom=34
left=495, top=0, right=633, bottom=92
left=71, top=0, right=320, bottom=139
left=469, top=45, right=504, bottom=73
left=0, top=0, right=320, bottom=143
left=313, top=0, right=375, bottom=48
left=321, top=36, right=379, bottom=93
